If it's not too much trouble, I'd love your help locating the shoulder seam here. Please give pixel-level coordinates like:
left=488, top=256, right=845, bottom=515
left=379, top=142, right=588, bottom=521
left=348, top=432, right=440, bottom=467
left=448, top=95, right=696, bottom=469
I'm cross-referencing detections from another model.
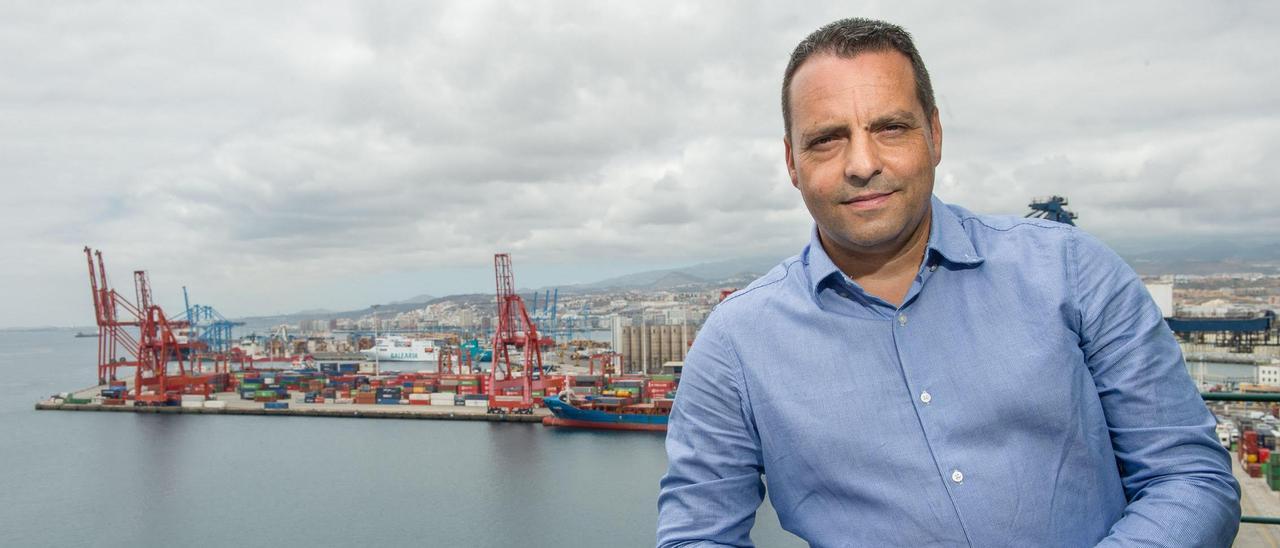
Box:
left=961, top=215, right=1079, bottom=234
left=719, top=257, right=802, bottom=305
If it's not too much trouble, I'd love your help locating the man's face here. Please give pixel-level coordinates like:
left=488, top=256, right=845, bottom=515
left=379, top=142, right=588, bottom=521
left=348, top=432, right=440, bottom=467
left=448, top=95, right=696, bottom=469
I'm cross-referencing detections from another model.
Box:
left=785, top=50, right=942, bottom=257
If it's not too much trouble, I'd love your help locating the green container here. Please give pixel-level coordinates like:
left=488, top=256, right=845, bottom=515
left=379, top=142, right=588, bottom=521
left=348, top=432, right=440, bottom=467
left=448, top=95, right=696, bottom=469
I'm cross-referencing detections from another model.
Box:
left=459, top=380, right=479, bottom=386
left=64, top=397, right=92, bottom=405
left=1265, top=463, right=1271, bottom=478
left=242, top=383, right=262, bottom=391
left=255, top=390, right=276, bottom=398
left=651, top=375, right=676, bottom=381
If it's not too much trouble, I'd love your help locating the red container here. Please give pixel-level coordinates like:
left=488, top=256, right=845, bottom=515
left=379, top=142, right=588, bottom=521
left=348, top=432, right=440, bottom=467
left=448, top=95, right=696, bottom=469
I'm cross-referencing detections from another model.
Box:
left=1245, top=431, right=1259, bottom=443
left=1249, top=463, right=1263, bottom=478
left=1263, top=449, right=1273, bottom=463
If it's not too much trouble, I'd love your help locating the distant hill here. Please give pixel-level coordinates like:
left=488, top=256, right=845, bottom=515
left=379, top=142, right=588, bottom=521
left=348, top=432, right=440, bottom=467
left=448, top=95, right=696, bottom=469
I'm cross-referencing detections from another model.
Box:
left=576, top=256, right=779, bottom=291
left=238, top=293, right=448, bottom=325
left=1113, top=236, right=1280, bottom=276
left=388, top=294, right=435, bottom=305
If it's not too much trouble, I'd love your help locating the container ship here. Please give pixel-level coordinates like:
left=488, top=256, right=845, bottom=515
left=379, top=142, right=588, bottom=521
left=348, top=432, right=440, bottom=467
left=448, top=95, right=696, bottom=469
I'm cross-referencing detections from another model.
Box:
left=541, top=374, right=676, bottom=432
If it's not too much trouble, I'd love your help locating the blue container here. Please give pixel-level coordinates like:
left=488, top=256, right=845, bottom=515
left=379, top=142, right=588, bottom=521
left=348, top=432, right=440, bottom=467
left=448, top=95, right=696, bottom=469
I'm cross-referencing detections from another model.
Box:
left=264, top=402, right=289, bottom=410
left=240, top=390, right=256, bottom=400
left=376, top=398, right=401, bottom=405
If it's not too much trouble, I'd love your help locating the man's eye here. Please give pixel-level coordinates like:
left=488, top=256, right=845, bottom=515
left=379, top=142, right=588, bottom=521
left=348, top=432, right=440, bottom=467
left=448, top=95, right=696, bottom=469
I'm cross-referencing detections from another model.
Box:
left=808, top=136, right=835, bottom=147
left=883, top=124, right=907, bottom=133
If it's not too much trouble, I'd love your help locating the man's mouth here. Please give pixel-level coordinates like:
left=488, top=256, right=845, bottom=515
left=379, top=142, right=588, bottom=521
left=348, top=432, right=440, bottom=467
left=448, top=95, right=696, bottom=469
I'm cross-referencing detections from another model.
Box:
left=842, top=191, right=895, bottom=209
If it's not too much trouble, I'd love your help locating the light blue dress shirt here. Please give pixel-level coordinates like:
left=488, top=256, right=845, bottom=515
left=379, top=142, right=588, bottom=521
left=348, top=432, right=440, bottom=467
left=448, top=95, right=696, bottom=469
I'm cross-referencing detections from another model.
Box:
left=657, top=197, right=1239, bottom=547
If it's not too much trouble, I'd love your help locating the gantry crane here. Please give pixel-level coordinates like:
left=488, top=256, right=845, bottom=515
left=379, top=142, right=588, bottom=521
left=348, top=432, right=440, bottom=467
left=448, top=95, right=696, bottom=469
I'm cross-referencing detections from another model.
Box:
left=85, top=247, right=221, bottom=402
left=488, top=253, right=552, bottom=413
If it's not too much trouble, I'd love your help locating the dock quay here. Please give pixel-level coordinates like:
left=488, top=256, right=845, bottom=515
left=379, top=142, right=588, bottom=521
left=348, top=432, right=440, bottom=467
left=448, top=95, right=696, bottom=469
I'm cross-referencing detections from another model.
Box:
left=34, top=384, right=547, bottom=423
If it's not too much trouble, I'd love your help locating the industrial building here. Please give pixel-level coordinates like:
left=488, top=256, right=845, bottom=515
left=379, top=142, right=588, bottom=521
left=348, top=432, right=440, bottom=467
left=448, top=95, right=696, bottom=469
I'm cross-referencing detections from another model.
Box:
left=614, top=322, right=698, bottom=374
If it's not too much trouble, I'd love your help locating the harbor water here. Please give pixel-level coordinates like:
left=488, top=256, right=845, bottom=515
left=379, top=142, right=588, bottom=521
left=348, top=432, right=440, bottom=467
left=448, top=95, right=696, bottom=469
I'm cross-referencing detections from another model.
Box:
left=3, top=328, right=1257, bottom=546
left=0, top=328, right=804, bottom=547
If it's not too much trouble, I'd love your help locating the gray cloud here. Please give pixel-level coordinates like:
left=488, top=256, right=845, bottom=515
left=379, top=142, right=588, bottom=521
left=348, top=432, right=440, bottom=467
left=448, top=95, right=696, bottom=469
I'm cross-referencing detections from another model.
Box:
left=1, top=1, right=1277, bottom=327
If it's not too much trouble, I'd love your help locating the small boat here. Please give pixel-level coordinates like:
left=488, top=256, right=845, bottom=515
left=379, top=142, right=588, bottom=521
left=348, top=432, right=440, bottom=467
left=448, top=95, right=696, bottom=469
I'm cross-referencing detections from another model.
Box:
left=74, top=332, right=98, bottom=338
left=542, top=393, right=669, bottom=432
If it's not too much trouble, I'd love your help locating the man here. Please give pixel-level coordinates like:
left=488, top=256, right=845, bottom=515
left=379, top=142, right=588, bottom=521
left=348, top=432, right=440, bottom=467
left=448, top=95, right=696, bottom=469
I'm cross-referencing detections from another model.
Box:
left=657, top=18, right=1239, bottom=547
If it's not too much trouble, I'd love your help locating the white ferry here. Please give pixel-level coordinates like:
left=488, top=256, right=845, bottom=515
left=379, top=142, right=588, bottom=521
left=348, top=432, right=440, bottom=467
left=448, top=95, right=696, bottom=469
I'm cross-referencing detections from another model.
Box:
left=361, top=336, right=439, bottom=362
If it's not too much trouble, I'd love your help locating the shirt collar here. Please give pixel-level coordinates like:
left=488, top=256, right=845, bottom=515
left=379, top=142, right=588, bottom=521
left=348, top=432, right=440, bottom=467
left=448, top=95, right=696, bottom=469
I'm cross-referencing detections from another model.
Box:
left=802, top=195, right=985, bottom=300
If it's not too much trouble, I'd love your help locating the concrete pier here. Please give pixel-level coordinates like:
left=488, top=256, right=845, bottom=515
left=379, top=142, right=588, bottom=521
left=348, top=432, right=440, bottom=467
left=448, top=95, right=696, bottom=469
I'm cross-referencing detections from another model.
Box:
left=34, top=384, right=547, bottom=423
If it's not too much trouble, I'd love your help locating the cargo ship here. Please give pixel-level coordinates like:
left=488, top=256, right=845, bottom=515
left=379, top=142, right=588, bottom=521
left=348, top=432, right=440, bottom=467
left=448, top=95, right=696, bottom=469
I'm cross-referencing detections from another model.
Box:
left=541, top=393, right=671, bottom=432
left=360, top=336, right=439, bottom=362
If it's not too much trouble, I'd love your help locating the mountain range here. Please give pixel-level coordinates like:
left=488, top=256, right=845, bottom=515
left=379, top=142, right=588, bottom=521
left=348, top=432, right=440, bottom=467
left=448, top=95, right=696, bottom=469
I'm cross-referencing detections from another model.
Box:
left=239, top=238, right=1280, bottom=324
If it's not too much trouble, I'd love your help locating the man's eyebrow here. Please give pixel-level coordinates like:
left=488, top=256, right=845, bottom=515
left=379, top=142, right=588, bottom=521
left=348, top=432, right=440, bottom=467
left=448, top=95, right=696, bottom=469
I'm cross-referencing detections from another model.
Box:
left=868, top=110, right=921, bottom=129
left=800, top=123, right=849, bottom=143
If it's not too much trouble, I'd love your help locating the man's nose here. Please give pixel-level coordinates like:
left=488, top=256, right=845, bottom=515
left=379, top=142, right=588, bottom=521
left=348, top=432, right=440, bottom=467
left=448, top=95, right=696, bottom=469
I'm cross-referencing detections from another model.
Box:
left=843, top=133, right=882, bottom=185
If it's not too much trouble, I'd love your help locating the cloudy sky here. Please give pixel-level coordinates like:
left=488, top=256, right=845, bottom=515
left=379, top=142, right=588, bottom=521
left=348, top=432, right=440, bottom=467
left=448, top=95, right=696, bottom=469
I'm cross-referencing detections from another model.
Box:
left=1, top=1, right=1276, bottom=328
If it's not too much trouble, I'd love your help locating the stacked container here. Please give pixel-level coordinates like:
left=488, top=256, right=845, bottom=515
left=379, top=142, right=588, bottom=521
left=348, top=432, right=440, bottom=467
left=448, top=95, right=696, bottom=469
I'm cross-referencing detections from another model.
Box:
left=1242, top=430, right=1259, bottom=465
left=1269, top=452, right=1280, bottom=491
left=376, top=387, right=402, bottom=405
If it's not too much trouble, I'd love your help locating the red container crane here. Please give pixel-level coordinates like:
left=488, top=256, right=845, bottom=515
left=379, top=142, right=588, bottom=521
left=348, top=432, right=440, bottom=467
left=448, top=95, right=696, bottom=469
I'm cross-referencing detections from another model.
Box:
left=84, top=247, right=220, bottom=402
left=487, top=253, right=551, bottom=414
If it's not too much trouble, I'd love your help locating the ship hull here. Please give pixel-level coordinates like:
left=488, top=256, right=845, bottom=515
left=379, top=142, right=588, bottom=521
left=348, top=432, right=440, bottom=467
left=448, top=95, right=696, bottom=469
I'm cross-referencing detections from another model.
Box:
left=541, top=416, right=667, bottom=432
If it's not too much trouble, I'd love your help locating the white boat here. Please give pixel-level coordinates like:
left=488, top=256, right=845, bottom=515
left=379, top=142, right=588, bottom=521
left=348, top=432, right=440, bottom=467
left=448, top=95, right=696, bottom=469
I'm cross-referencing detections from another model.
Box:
left=361, top=336, right=439, bottom=362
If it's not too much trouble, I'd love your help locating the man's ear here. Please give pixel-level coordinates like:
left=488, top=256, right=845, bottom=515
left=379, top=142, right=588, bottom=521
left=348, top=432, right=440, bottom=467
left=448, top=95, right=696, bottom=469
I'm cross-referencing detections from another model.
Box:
left=929, top=107, right=943, bottom=167
left=785, top=135, right=800, bottom=188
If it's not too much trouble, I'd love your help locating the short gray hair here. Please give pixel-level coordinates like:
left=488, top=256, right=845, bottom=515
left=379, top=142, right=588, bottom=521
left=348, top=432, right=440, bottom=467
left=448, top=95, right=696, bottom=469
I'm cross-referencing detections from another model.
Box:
left=782, top=18, right=936, bottom=138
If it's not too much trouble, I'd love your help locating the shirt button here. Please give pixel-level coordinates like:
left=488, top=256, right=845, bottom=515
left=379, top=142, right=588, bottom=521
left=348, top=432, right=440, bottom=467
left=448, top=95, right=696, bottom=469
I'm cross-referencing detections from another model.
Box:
left=920, top=391, right=932, bottom=404
left=951, top=469, right=964, bottom=483
left=928, top=264, right=938, bottom=272
left=897, top=313, right=907, bottom=326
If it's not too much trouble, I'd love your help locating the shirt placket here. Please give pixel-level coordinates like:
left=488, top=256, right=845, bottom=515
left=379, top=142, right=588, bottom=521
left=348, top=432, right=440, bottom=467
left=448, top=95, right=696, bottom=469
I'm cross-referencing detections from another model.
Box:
left=888, top=259, right=975, bottom=546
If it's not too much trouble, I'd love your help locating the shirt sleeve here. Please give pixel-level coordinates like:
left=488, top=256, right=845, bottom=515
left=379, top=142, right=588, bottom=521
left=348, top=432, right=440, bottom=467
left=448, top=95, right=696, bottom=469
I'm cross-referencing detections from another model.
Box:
left=1070, top=231, right=1241, bottom=547
left=657, top=312, right=766, bottom=548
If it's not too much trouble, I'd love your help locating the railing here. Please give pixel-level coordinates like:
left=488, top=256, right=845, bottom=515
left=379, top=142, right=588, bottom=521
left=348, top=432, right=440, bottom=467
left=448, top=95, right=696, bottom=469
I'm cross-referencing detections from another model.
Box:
left=1203, top=392, right=1280, bottom=525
